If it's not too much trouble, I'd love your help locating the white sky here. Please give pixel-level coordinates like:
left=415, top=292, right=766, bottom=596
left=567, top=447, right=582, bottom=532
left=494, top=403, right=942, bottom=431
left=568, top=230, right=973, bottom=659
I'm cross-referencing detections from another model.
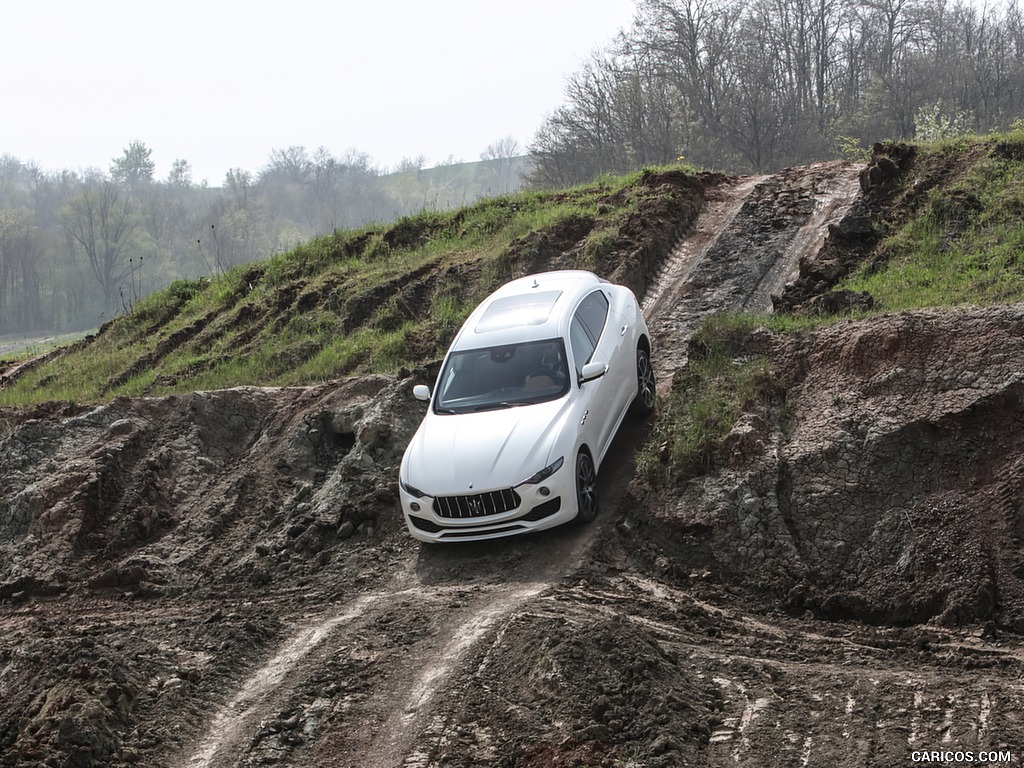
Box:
left=3, top=0, right=636, bottom=185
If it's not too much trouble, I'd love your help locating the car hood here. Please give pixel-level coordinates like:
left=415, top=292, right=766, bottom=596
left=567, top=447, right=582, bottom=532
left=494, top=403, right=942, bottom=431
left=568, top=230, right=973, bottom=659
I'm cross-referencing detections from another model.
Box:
left=403, top=399, right=571, bottom=495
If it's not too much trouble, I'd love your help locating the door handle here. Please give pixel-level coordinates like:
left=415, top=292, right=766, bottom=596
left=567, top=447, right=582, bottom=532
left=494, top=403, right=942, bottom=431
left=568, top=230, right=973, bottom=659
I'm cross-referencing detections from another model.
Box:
left=620, top=324, right=628, bottom=337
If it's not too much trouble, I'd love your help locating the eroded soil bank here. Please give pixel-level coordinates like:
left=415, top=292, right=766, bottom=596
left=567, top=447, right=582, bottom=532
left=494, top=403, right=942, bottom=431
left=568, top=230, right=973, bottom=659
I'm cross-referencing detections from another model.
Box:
left=636, top=305, right=1024, bottom=631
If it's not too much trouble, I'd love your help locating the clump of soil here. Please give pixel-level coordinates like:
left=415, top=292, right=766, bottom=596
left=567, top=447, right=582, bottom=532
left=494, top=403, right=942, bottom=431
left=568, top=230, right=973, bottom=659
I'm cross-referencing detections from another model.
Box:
left=427, top=608, right=721, bottom=767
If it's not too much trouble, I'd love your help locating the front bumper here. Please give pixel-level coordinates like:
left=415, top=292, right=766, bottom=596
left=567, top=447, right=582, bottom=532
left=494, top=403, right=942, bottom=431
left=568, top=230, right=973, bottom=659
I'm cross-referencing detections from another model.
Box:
left=399, top=473, right=576, bottom=543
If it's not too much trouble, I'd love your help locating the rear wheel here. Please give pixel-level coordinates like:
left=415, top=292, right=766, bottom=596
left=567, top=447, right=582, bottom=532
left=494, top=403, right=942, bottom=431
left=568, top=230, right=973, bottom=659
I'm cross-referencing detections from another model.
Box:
left=574, top=450, right=598, bottom=524
left=629, top=346, right=656, bottom=417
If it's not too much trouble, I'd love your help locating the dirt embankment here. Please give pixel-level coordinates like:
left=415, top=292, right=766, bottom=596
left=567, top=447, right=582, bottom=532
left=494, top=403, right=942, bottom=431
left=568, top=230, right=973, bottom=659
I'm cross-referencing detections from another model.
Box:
left=2, top=156, right=1023, bottom=767
left=634, top=305, right=1024, bottom=630
left=0, top=374, right=424, bottom=766
left=0, top=375, right=412, bottom=599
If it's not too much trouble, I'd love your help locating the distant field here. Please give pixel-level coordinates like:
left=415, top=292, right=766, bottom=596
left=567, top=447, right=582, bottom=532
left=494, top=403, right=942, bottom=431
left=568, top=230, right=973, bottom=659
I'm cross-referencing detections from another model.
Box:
left=0, top=332, right=88, bottom=361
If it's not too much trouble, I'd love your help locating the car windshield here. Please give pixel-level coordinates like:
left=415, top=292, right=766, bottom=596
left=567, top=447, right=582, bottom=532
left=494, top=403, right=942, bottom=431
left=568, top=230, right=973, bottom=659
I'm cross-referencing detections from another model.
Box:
left=435, top=338, right=570, bottom=414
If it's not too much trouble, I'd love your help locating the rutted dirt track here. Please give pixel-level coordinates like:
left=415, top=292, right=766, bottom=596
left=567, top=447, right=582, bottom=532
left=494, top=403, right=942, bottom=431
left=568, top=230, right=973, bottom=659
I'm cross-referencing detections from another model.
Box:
left=2, top=159, right=1024, bottom=767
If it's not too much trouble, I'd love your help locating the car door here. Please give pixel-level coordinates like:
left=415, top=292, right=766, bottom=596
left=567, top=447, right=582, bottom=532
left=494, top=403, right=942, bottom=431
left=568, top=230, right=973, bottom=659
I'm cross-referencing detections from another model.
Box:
left=570, top=289, right=622, bottom=464
left=569, top=310, right=602, bottom=458
left=606, top=286, right=641, bottom=420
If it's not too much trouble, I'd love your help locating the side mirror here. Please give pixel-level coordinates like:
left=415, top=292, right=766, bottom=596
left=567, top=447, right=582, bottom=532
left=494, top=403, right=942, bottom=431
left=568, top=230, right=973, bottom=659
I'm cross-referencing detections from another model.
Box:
left=579, top=361, right=608, bottom=384
left=412, top=384, right=431, bottom=402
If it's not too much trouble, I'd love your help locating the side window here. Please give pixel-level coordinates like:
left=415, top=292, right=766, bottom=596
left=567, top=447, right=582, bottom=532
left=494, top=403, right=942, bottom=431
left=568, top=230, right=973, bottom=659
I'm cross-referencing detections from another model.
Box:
left=569, top=291, right=608, bottom=381
left=577, top=290, right=609, bottom=343
left=569, top=316, right=595, bottom=381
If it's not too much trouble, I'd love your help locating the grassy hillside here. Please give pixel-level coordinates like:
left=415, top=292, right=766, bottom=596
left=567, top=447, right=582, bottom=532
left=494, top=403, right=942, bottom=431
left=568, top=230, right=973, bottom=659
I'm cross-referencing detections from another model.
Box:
left=4, top=130, right=1021, bottom=414
left=0, top=167, right=706, bottom=407
left=840, top=133, right=1024, bottom=308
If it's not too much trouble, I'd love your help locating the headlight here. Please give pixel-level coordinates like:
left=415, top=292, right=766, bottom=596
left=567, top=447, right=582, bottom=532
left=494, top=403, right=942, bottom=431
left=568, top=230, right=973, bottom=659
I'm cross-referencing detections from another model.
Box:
left=400, top=478, right=428, bottom=498
left=515, top=456, right=564, bottom=487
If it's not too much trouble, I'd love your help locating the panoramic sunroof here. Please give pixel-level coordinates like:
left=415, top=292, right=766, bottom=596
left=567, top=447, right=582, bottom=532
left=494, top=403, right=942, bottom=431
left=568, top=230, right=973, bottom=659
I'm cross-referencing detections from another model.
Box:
left=475, top=290, right=563, bottom=333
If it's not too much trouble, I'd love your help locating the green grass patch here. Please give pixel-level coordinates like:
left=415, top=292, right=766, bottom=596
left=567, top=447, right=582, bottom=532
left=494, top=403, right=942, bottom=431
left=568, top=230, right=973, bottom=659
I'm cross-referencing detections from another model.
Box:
left=0, top=335, right=149, bottom=404
left=0, top=331, right=90, bottom=363
left=638, top=314, right=781, bottom=479
left=841, top=130, right=1024, bottom=309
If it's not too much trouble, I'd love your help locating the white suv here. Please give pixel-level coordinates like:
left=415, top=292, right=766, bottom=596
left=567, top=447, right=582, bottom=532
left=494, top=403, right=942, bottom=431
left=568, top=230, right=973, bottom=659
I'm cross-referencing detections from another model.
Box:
left=399, top=270, right=654, bottom=542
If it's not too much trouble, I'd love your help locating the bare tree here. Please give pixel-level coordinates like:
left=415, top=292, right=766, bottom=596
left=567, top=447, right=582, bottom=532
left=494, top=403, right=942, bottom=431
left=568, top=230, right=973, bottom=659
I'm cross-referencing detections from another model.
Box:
left=393, top=155, right=425, bottom=175
left=307, top=147, right=343, bottom=231
left=223, top=169, right=253, bottom=208
left=480, top=136, right=523, bottom=193
left=264, top=146, right=312, bottom=184
left=62, top=182, right=138, bottom=314
left=0, top=208, right=46, bottom=331
left=531, top=0, right=1024, bottom=180
left=529, top=52, right=630, bottom=185
left=167, top=159, right=193, bottom=188
left=480, top=136, right=521, bottom=163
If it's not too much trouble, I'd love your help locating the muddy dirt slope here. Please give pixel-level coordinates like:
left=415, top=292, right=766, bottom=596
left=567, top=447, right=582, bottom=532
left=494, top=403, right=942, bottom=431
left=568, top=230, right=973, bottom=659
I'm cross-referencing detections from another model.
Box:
left=638, top=305, right=1024, bottom=630
left=2, top=155, right=1023, bottom=767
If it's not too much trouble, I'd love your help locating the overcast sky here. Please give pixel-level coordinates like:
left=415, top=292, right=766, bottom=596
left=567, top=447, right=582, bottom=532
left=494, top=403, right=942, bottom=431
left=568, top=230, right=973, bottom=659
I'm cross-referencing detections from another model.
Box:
left=3, top=0, right=636, bottom=184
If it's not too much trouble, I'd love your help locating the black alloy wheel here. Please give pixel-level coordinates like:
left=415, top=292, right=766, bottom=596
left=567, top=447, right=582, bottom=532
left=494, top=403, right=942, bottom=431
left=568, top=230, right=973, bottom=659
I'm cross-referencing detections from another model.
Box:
left=629, top=346, right=656, bottom=417
left=574, top=450, right=598, bottom=523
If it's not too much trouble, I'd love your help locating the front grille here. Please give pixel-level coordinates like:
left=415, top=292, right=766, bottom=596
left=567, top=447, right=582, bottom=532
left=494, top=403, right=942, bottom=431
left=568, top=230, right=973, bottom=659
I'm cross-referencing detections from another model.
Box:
left=433, top=488, right=521, bottom=519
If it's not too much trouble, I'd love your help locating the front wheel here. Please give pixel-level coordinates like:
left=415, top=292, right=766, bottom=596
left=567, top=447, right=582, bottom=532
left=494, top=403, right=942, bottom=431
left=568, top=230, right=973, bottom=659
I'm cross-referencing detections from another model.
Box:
left=574, top=450, right=598, bottom=524
left=629, top=346, right=656, bottom=417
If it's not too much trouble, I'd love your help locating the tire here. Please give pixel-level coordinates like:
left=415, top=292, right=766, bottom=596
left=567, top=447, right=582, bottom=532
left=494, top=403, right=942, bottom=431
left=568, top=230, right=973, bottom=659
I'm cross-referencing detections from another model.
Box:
left=574, top=450, right=599, bottom=524
left=628, top=346, right=656, bottom=417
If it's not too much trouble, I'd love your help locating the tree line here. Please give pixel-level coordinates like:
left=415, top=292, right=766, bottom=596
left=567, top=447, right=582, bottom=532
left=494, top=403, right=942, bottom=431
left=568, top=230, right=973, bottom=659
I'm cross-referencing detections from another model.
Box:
left=529, top=0, right=1024, bottom=185
left=0, top=140, right=526, bottom=336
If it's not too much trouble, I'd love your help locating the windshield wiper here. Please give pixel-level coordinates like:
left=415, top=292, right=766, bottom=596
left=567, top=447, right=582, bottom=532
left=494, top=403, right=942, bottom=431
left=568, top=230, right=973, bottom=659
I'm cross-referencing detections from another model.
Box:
left=474, top=401, right=533, bottom=411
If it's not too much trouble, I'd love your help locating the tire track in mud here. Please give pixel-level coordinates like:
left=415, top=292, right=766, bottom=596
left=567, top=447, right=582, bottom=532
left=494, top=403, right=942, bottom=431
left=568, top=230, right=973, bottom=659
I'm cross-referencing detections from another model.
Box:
left=642, top=174, right=767, bottom=386
left=560, top=575, right=1024, bottom=767
left=367, top=583, right=545, bottom=768
left=187, top=595, right=386, bottom=768
left=642, top=175, right=769, bottom=321
left=742, top=164, right=862, bottom=313
left=186, top=585, right=537, bottom=768
left=177, top=417, right=646, bottom=768
left=645, top=161, right=862, bottom=380
left=179, top=162, right=870, bottom=767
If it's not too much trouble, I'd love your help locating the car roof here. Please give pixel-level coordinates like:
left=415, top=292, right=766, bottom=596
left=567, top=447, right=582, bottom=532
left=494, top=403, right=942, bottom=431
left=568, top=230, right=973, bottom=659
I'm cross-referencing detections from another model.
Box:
left=451, top=270, right=608, bottom=350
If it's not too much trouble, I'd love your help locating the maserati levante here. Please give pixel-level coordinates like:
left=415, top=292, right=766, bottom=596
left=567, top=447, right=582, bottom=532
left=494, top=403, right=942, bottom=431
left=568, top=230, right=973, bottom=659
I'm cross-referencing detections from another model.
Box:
left=399, top=270, right=654, bottom=542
